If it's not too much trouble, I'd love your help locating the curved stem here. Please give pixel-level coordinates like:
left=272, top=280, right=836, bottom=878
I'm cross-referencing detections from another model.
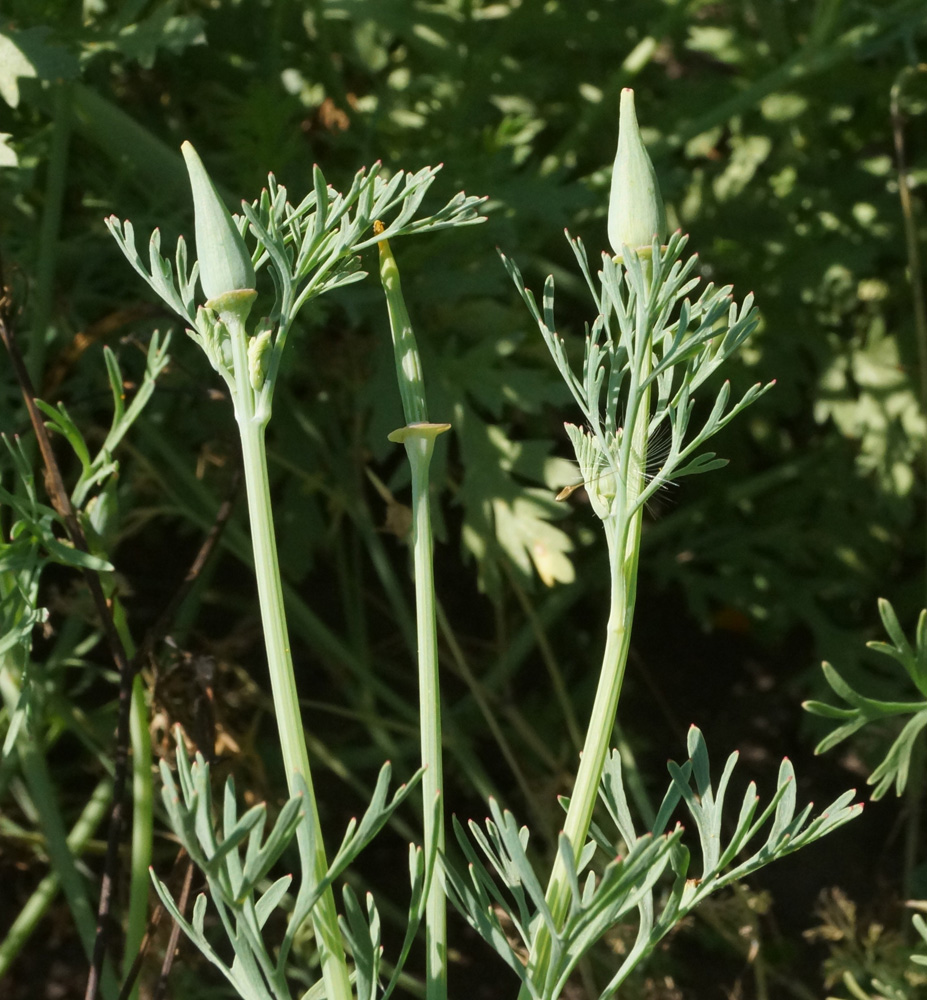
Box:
left=518, top=513, right=640, bottom=999
left=520, top=303, right=652, bottom=999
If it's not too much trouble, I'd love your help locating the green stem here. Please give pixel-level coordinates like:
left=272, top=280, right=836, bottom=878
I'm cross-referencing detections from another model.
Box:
left=403, top=429, right=447, bottom=1000
left=225, top=311, right=351, bottom=1000
left=376, top=229, right=449, bottom=998
left=520, top=312, right=652, bottom=999
left=563, top=520, right=639, bottom=856
left=517, top=520, right=638, bottom=998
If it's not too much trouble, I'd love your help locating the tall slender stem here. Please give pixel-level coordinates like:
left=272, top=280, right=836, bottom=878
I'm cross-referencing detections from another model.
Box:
left=518, top=515, right=639, bottom=998
left=406, top=432, right=447, bottom=1000
left=226, top=312, right=352, bottom=1000
left=376, top=227, right=449, bottom=999
left=520, top=307, right=652, bottom=999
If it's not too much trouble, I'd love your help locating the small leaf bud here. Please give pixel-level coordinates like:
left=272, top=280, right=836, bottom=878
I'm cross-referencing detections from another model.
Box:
left=248, top=326, right=273, bottom=391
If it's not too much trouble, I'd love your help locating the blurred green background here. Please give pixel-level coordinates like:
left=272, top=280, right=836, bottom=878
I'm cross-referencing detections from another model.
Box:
left=3, top=1, right=927, bottom=997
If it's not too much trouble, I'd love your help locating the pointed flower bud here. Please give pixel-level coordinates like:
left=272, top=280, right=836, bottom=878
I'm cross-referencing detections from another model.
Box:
left=607, top=88, right=667, bottom=256
left=181, top=141, right=256, bottom=305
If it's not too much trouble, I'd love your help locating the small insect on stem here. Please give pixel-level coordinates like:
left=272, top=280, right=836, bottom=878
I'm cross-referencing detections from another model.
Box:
left=556, top=445, right=624, bottom=503
left=555, top=468, right=620, bottom=503
left=556, top=482, right=586, bottom=502
left=555, top=458, right=671, bottom=504
left=556, top=417, right=676, bottom=504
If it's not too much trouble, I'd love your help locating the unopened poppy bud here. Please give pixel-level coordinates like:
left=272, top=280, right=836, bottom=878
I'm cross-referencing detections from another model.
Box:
left=181, top=141, right=256, bottom=305
left=607, top=89, right=667, bottom=256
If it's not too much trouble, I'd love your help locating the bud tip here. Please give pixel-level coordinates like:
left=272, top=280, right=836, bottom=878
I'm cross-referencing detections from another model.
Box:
left=607, top=88, right=667, bottom=256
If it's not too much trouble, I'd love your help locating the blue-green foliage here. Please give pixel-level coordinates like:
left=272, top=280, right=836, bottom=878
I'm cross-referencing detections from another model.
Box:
left=155, top=733, right=426, bottom=1000
left=447, top=726, right=860, bottom=1000
left=806, top=598, right=927, bottom=801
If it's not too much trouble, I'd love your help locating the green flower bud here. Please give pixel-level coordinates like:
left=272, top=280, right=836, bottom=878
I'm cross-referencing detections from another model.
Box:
left=607, top=88, right=667, bottom=256
left=181, top=141, right=256, bottom=304
left=247, top=326, right=273, bottom=391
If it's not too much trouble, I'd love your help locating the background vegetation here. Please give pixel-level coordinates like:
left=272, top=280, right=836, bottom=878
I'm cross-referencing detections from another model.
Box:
left=3, top=1, right=927, bottom=997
